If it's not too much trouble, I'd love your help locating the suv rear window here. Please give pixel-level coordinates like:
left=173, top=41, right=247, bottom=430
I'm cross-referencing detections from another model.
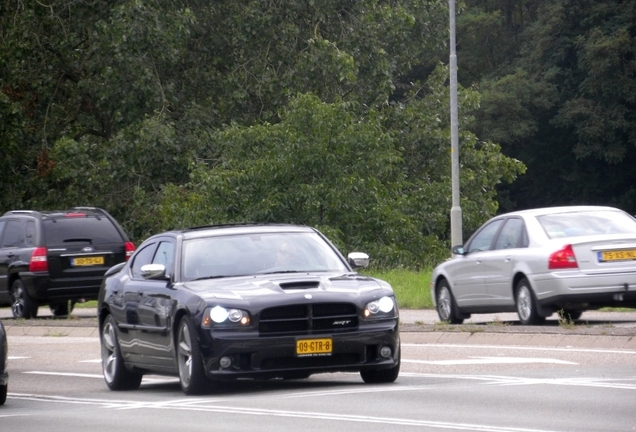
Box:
left=43, top=217, right=123, bottom=245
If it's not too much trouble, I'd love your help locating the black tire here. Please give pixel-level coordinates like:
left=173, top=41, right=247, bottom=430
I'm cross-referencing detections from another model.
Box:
left=0, top=383, right=6, bottom=406
left=101, top=314, right=142, bottom=390
left=11, top=279, right=38, bottom=319
left=50, top=301, right=76, bottom=317
left=177, top=316, right=209, bottom=395
left=515, top=278, right=545, bottom=325
left=436, top=280, right=464, bottom=324
left=360, top=349, right=400, bottom=384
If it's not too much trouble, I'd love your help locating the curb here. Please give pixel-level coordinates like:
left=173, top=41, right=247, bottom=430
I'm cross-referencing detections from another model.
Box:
left=5, top=324, right=636, bottom=350
left=401, top=331, right=636, bottom=350
left=5, top=325, right=100, bottom=338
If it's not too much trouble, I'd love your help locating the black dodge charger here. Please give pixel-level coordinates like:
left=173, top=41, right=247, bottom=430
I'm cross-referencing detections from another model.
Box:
left=97, top=224, right=400, bottom=394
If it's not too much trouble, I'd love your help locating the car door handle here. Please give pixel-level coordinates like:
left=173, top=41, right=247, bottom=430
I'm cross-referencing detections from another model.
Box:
left=137, top=291, right=143, bottom=298
left=505, top=256, right=512, bottom=262
left=475, top=259, right=482, bottom=264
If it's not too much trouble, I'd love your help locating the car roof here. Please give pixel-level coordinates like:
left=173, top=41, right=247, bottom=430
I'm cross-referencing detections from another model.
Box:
left=498, top=205, right=625, bottom=219
left=159, top=223, right=317, bottom=241
left=2, top=207, right=111, bottom=219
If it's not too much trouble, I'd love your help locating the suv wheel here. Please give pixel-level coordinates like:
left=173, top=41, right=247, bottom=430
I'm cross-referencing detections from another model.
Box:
left=11, top=279, right=38, bottom=319
left=50, top=301, right=76, bottom=317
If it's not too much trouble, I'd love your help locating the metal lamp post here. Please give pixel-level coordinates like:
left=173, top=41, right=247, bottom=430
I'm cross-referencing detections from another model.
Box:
left=449, top=0, right=463, bottom=248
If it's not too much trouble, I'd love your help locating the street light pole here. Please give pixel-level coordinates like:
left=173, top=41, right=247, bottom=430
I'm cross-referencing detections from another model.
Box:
left=449, top=0, right=462, bottom=248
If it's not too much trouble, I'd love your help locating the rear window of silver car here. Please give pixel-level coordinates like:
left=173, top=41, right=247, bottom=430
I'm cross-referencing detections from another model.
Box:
left=537, top=210, right=636, bottom=239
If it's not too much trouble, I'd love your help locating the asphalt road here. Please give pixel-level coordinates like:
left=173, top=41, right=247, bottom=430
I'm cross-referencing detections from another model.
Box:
left=3, top=329, right=636, bottom=431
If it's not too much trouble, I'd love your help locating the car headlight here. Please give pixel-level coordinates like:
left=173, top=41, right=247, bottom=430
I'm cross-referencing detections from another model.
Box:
left=202, top=306, right=251, bottom=328
left=364, top=296, right=396, bottom=318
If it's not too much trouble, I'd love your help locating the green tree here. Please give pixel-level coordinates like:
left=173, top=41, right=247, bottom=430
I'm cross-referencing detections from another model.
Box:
left=1, top=0, right=526, bottom=267
left=470, top=0, right=636, bottom=213
left=157, top=72, right=524, bottom=267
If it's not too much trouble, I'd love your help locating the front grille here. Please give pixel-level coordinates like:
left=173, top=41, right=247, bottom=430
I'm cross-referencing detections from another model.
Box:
left=259, top=303, right=358, bottom=335
left=260, top=353, right=361, bottom=370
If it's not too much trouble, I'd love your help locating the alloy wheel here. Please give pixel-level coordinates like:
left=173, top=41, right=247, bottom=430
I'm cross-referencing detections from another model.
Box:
left=437, top=286, right=453, bottom=321
left=102, top=320, right=118, bottom=383
left=517, top=286, right=532, bottom=322
left=11, top=287, right=25, bottom=318
left=177, top=322, right=193, bottom=387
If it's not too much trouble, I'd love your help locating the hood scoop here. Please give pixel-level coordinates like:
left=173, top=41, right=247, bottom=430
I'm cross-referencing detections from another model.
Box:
left=279, top=281, right=321, bottom=290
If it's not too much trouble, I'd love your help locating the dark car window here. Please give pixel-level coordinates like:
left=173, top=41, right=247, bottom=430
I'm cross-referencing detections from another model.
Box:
left=0, top=221, right=5, bottom=243
left=1, top=220, right=24, bottom=248
left=131, top=243, right=157, bottom=279
left=43, top=217, right=123, bottom=245
left=182, top=232, right=348, bottom=280
left=494, top=218, right=525, bottom=250
left=25, top=220, right=36, bottom=247
left=466, top=219, right=504, bottom=253
left=152, top=241, right=175, bottom=274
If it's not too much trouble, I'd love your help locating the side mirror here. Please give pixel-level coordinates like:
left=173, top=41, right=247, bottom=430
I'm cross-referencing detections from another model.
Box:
left=140, top=263, right=167, bottom=280
left=451, top=245, right=465, bottom=256
left=348, top=252, right=369, bottom=269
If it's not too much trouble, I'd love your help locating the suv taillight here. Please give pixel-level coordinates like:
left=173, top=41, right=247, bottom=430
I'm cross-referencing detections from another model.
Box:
left=125, top=241, right=135, bottom=261
left=29, top=247, right=49, bottom=272
left=548, top=244, right=578, bottom=269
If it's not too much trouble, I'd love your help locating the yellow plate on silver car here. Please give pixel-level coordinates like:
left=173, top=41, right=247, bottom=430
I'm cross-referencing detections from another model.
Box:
left=296, top=338, right=332, bottom=356
left=72, top=256, right=105, bottom=266
left=598, top=250, right=636, bottom=262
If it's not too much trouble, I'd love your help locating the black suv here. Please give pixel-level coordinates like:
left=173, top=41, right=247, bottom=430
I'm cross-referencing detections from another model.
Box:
left=0, top=207, right=135, bottom=318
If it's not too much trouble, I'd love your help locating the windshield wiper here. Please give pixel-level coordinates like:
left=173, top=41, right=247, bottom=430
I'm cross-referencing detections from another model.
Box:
left=258, top=270, right=304, bottom=275
left=193, top=275, right=232, bottom=281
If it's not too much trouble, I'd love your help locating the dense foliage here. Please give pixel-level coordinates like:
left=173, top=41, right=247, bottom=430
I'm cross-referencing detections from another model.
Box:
left=459, top=0, right=636, bottom=213
left=6, top=1, right=631, bottom=268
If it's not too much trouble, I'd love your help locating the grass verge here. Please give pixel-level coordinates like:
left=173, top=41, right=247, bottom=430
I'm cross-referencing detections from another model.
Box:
left=362, top=268, right=433, bottom=309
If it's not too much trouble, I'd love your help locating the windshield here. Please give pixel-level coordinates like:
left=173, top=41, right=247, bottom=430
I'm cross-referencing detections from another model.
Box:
left=182, top=232, right=349, bottom=280
left=537, top=210, right=636, bottom=239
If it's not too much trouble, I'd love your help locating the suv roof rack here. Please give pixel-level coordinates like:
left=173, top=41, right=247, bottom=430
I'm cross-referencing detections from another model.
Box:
left=6, top=210, right=38, bottom=215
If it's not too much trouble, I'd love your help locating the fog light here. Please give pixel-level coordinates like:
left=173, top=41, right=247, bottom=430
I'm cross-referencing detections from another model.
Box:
left=380, top=346, right=392, bottom=358
left=220, top=356, right=232, bottom=368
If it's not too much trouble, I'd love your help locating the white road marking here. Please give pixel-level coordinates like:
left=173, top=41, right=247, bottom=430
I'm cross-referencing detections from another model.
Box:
left=6, top=393, right=564, bottom=432
left=8, top=356, right=30, bottom=359
left=24, top=371, right=104, bottom=379
left=22, top=369, right=634, bottom=394
left=403, top=357, right=577, bottom=365
left=402, top=342, right=636, bottom=355
left=22, top=371, right=177, bottom=384
left=79, top=359, right=102, bottom=363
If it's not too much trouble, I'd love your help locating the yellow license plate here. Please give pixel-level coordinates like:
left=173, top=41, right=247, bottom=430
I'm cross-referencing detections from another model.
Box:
left=599, top=250, right=636, bottom=262
left=296, top=338, right=333, bottom=356
left=72, top=256, right=105, bottom=266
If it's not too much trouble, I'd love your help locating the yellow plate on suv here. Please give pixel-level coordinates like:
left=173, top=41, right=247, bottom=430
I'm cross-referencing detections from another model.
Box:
left=72, top=256, right=105, bottom=266
left=296, top=338, right=332, bottom=356
left=599, top=250, right=636, bottom=262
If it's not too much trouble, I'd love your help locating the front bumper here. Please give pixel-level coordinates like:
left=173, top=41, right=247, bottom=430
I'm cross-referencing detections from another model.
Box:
left=199, top=320, right=399, bottom=380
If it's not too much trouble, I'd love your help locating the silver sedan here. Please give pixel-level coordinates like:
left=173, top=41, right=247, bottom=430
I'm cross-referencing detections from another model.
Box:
left=430, top=206, right=636, bottom=325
